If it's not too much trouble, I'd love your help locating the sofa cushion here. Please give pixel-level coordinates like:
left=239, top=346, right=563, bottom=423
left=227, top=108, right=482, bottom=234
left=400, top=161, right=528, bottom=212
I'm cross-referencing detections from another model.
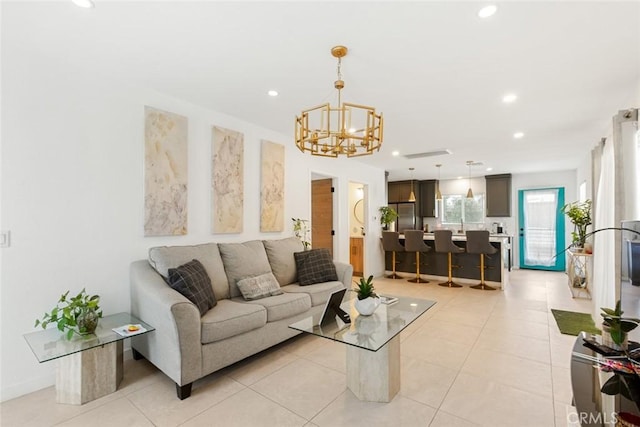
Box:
left=294, top=248, right=338, bottom=286
left=168, top=260, right=217, bottom=316
left=219, top=240, right=272, bottom=298
left=281, top=281, right=344, bottom=307
left=237, top=292, right=311, bottom=322
left=236, top=272, right=284, bottom=300
left=200, top=299, right=267, bottom=344
left=149, top=243, right=230, bottom=299
left=263, top=237, right=304, bottom=286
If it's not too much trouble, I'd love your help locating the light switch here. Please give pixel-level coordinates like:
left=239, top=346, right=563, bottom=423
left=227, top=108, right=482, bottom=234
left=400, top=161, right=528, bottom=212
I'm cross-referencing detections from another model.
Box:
left=0, top=230, right=10, bottom=248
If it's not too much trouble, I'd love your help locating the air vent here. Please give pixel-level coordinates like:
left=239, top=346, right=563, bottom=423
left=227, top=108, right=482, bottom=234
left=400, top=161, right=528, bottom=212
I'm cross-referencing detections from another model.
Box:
left=403, top=149, right=451, bottom=159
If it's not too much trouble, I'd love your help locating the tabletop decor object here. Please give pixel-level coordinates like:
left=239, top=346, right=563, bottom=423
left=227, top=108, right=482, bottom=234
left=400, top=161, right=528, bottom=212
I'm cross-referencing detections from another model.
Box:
left=353, top=275, right=380, bottom=316
left=34, top=288, right=103, bottom=339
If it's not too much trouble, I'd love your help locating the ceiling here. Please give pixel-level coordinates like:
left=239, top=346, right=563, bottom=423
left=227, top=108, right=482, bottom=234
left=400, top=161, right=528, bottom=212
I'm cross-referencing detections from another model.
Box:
left=4, top=1, right=639, bottom=181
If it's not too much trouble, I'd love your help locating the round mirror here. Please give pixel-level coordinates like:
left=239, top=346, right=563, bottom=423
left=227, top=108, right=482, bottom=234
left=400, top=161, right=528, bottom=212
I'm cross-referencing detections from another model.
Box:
left=354, top=199, right=364, bottom=225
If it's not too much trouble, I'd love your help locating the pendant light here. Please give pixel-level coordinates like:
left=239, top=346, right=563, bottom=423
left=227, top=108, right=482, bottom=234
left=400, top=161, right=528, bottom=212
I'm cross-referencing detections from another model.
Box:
left=408, top=167, right=416, bottom=202
left=466, top=161, right=474, bottom=199
left=435, top=164, right=443, bottom=200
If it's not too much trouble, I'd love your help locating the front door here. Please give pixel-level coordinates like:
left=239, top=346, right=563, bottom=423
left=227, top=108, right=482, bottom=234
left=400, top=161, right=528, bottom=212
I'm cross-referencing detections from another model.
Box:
left=518, top=188, right=566, bottom=271
left=311, top=178, right=334, bottom=256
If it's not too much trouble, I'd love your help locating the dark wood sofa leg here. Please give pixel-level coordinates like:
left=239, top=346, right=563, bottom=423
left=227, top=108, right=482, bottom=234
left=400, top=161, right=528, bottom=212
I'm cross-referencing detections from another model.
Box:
left=132, top=348, right=145, bottom=361
left=176, top=383, right=192, bottom=400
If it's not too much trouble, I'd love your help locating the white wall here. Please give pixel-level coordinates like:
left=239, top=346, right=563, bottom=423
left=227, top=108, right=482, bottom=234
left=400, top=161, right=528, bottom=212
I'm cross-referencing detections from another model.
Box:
left=0, top=53, right=386, bottom=400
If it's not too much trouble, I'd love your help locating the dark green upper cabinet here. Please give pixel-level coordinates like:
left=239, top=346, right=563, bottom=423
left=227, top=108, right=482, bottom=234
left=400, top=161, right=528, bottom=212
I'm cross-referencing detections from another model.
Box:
left=419, top=180, right=437, bottom=217
left=485, top=174, right=512, bottom=217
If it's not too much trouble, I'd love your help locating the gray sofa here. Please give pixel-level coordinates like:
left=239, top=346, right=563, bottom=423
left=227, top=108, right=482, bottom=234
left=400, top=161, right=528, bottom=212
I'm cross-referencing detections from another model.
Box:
left=129, top=237, right=353, bottom=399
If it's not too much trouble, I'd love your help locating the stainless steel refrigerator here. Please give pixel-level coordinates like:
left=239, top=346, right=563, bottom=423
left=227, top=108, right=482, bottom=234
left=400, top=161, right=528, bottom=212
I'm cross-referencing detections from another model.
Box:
left=389, top=202, right=416, bottom=233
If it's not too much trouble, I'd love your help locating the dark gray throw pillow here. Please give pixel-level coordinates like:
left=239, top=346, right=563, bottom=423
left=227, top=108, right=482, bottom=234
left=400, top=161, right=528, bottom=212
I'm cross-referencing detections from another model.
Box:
left=168, top=259, right=217, bottom=316
left=294, top=248, right=338, bottom=286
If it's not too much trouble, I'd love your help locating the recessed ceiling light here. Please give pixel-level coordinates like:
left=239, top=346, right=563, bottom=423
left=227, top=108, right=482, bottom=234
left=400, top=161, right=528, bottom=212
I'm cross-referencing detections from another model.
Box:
left=72, top=0, right=94, bottom=8
left=486, top=167, right=493, bottom=172
left=392, top=151, right=400, bottom=157
left=502, top=93, right=517, bottom=103
left=478, top=5, right=497, bottom=18
left=267, top=90, right=278, bottom=97
left=457, top=176, right=463, bottom=180
left=514, top=132, right=525, bottom=139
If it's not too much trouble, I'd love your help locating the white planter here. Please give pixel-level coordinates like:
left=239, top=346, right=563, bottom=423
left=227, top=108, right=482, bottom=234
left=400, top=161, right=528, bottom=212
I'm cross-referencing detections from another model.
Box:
left=354, top=297, right=381, bottom=316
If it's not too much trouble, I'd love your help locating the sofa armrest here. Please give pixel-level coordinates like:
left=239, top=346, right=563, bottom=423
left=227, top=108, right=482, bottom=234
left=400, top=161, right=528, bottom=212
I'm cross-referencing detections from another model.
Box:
left=130, top=260, right=202, bottom=386
left=333, top=261, right=354, bottom=288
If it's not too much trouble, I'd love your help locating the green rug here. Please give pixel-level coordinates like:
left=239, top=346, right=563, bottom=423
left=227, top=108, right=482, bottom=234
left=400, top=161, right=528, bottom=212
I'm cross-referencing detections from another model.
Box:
left=551, top=309, right=601, bottom=336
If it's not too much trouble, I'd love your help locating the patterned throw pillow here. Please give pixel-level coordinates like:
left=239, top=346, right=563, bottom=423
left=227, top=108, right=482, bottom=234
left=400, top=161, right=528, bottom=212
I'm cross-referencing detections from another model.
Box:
left=294, top=248, right=338, bottom=286
left=236, top=272, right=284, bottom=301
left=168, top=259, right=217, bottom=316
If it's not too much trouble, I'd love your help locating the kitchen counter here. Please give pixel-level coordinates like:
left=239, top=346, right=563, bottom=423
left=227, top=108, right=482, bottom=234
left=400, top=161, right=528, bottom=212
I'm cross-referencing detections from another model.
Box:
left=385, top=233, right=512, bottom=288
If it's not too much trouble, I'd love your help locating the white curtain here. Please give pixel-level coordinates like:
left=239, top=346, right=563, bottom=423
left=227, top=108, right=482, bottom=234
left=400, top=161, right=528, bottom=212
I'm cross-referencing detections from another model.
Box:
left=593, top=138, right=616, bottom=316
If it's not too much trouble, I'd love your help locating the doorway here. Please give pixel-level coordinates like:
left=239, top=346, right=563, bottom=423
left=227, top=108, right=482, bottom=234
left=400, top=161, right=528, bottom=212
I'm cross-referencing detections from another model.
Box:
left=311, top=177, right=334, bottom=256
left=518, top=187, right=566, bottom=271
left=349, top=182, right=366, bottom=277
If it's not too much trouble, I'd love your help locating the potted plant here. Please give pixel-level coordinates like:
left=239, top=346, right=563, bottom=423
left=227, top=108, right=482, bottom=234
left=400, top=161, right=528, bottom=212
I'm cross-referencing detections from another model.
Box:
left=291, top=218, right=311, bottom=250
left=35, top=289, right=103, bottom=340
left=561, top=199, right=592, bottom=249
left=379, top=206, right=398, bottom=230
left=353, top=275, right=380, bottom=316
left=600, top=300, right=640, bottom=350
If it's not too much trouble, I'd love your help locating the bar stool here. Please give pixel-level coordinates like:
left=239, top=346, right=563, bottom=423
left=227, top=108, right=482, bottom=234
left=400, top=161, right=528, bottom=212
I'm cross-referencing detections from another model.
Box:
left=404, top=230, right=431, bottom=283
left=381, top=231, right=405, bottom=279
left=434, top=230, right=464, bottom=288
left=466, top=230, right=498, bottom=291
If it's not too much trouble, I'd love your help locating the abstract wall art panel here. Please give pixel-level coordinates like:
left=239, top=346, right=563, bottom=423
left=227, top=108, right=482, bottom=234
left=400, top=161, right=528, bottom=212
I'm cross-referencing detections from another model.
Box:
left=260, top=140, right=285, bottom=232
left=144, top=106, right=188, bottom=236
left=212, top=126, right=244, bottom=233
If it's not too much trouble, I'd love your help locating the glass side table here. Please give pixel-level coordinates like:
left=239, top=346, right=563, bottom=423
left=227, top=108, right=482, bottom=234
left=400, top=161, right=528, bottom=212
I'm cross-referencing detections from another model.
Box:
left=24, top=312, right=154, bottom=404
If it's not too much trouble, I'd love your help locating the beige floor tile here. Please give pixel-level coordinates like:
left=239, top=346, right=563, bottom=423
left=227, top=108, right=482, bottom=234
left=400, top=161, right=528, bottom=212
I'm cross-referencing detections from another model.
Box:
left=552, top=366, right=573, bottom=404
left=181, top=388, right=306, bottom=427
left=440, top=372, right=555, bottom=426
left=417, top=318, right=483, bottom=346
left=56, top=397, right=153, bottom=427
left=225, top=348, right=298, bottom=386
left=399, top=355, right=458, bottom=408
left=431, top=305, right=492, bottom=328
left=0, top=385, right=121, bottom=427
left=303, top=341, right=346, bottom=374
left=401, top=333, right=473, bottom=370
left=550, top=334, right=577, bottom=368
left=554, top=401, right=578, bottom=427
left=474, top=329, right=551, bottom=364
left=461, top=347, right=552, bottom=398
left=251, top=358, right=346, bottom=420
left=311, top=390, right=436, bottom=426
left=278, top=334, right=328, bottom=357
left=430, top=410, right=481, bottom=427
left=127, top=373, right=245, bottom=427
left=489, top=306, right=549, bottom=325
left=494, top=298, right=549, bottom=313
left=484, top=316, right=550, bottom=340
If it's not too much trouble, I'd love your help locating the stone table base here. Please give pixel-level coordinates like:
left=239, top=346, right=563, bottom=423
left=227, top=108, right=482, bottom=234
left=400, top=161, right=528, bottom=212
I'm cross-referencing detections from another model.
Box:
left=346, top=335, right=400, bottom=402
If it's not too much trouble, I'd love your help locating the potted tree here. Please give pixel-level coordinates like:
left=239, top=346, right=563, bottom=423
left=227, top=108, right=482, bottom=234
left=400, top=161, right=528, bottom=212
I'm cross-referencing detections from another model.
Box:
left=35, top=289, right=103, bottom=340
left=600, top=300, right=640, bottom=350
left=562, top=199, right=592, bottom=250
left=379, top=206, right=398, bottom=231
left=353, top=275, right=380, bottom=316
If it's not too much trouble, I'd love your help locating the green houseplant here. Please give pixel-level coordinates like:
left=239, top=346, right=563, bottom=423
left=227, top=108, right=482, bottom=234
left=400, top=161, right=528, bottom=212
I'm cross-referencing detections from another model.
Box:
left=600, top=300, right=640, bottom=350
left=35, top=289, right=103, bottom=339
left=561, top=199, right=592, bottom=248
left=379, top=206, right=398, bottom=230
left=291, top=218, right=311, bottom=250
left=353, top=275, right=380, bottom=316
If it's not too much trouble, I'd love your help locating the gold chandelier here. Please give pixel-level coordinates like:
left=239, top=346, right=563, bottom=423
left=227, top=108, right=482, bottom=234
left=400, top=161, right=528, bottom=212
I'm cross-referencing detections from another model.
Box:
left=295, top=45, right=383, bottom=158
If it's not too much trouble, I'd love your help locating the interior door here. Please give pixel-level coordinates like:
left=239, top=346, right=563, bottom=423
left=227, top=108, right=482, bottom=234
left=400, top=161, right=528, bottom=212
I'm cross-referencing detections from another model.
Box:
left=312, top=178, right=334, bottom=256
left=518, top=187, right=566, bottom=271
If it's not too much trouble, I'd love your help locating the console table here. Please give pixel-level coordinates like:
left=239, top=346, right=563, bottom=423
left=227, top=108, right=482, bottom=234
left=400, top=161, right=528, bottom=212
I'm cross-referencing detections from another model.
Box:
left=567, top=251, right=592, bottom=299
left=24, top=312, right=154, bottom=404
left=289, top=295, right=435, bottom=402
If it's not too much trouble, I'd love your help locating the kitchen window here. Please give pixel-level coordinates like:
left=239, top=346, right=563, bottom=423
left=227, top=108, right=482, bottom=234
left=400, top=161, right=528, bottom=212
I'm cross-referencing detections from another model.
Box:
left=441, top=194, right=485, bottom=225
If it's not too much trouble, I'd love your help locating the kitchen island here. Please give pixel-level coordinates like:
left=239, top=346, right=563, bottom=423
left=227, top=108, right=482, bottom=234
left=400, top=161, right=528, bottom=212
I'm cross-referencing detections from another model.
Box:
left=384, top=233, right=512, bottom=289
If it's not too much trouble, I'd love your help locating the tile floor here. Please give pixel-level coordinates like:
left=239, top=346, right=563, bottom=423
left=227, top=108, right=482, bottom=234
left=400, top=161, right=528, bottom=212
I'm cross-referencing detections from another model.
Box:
left=1, top=269, right=593, bottom=427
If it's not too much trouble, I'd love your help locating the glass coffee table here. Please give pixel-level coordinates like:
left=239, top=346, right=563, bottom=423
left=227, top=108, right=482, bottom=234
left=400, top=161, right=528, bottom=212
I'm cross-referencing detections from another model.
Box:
left=289, top=295, right=435, bottom=402
left=24, top=312, right=154, bottom=404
